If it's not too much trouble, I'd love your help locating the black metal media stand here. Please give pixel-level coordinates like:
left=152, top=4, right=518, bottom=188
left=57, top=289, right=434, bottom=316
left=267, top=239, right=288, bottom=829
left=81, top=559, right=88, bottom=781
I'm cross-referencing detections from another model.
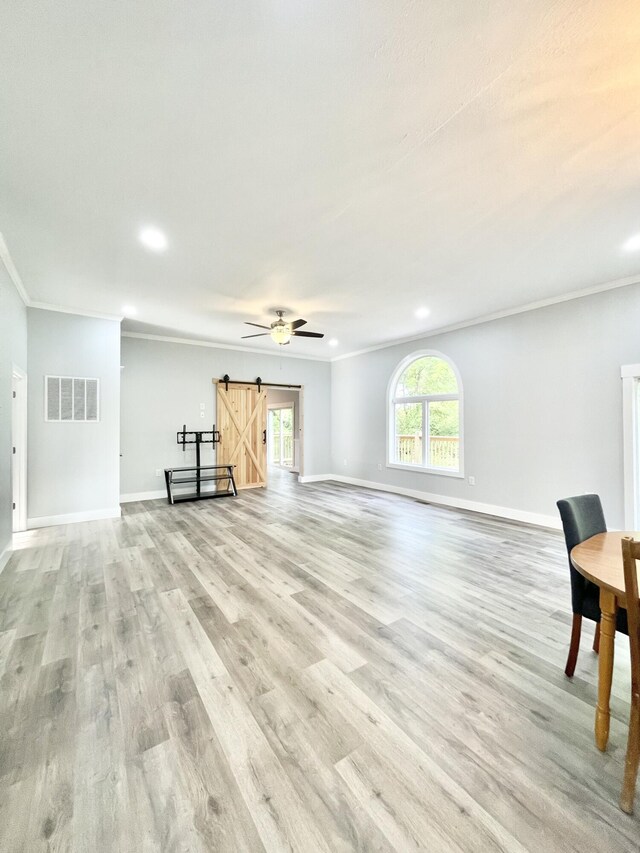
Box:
left=164, top=425, right=237, bottom=504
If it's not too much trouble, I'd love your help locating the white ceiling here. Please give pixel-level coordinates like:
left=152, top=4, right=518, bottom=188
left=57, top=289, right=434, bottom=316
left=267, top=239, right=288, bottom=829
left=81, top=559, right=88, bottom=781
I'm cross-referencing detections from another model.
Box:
left=2, top=1, right=640, bottom=358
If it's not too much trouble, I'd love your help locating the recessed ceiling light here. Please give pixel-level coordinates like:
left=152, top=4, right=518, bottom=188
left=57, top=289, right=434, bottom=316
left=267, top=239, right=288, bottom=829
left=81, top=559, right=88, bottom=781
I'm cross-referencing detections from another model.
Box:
left=122, top=305, right=137, bottom=316
left=139, top=226, right=167, bottom=252
left=415, top=306, right=430, bottom=319
left=622, top=232, right=640, bottom=253
left=328, top=338, right=339, bottom=347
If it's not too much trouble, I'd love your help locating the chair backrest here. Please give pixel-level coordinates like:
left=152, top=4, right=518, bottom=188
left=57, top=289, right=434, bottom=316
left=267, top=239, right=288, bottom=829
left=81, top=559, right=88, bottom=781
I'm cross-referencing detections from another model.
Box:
left=556, top=494, right=607, bottom=614
left=622, top=537, right=640, bottom=698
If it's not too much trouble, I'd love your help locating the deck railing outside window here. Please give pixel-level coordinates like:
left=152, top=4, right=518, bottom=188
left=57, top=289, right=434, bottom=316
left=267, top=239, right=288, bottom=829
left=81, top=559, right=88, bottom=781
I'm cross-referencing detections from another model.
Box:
left=271, top=432, right=294, bottom=467
left=395, top=434, right=459, bottom=469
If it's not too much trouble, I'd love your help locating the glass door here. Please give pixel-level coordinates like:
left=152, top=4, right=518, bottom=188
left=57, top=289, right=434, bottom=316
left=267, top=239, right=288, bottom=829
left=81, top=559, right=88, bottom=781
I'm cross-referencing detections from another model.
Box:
left=268, top=406, right=294, bottom=468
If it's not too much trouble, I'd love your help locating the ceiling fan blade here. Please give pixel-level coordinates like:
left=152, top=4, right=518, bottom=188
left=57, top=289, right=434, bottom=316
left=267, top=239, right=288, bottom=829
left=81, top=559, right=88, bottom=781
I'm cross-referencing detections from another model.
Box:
left=291, top=330, right=324, bottom=338
left=244, top=322, right=271, bottom=330
left=241, top=333, right=270, bottom=339
left=290, top=319, right=307, bottom=330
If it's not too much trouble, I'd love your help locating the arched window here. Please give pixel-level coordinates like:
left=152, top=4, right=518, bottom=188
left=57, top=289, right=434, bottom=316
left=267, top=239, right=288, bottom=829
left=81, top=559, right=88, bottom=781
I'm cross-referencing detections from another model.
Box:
left=388, top=351, right=463, bottom=475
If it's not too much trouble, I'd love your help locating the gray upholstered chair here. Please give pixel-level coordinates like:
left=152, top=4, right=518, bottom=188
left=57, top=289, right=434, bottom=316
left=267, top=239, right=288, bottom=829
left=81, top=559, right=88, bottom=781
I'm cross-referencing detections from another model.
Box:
left=556, top=494, right=628, bottom=677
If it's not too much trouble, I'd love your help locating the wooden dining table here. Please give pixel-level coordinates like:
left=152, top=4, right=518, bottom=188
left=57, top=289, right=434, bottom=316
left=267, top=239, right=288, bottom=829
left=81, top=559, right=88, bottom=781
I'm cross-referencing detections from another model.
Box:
left=570, top=531, right=638, bottom=751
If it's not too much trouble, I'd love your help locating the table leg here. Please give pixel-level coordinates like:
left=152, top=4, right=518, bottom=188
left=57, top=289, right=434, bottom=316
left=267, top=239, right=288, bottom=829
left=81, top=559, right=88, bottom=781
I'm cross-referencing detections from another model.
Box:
left=595, top=589, right=617, bottom=751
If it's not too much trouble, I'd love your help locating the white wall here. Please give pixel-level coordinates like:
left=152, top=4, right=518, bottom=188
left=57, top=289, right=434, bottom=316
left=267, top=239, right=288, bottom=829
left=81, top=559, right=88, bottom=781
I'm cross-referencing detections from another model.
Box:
left=266, top=387, right=300, bottom=433
left=15, top=283, right=639, bottom=529
left=120, top=336, right=331, bottom=497
left=266, top=388, right=301, bottom=439
left=0, top=267, right=27, bottom=560
left=331, top=284, right=640, bottom=528
left=27, top=309, right=121, bottom=524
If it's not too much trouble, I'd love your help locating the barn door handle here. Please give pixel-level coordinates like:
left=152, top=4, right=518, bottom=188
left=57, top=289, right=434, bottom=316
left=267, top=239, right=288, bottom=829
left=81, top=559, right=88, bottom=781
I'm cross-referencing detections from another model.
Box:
left=262, top=429, right=266, bottom=444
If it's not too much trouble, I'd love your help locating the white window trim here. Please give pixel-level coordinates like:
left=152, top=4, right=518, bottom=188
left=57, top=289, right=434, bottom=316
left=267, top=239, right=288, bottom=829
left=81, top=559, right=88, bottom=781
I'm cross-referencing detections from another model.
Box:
left=622, top=363, right=640, bottom=528
left=386, top=349, right=464, bottom=478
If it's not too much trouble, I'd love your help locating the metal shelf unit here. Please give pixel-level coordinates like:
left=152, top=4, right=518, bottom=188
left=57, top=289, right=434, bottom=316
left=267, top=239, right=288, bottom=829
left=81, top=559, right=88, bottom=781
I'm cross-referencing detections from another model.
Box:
left=164, top=463, right=237, bottom=504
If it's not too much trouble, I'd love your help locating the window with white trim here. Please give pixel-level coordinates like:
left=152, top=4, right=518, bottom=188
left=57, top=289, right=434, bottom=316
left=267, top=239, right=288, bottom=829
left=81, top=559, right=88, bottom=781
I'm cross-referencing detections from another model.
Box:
left=388, top=352, right=462, bottom=475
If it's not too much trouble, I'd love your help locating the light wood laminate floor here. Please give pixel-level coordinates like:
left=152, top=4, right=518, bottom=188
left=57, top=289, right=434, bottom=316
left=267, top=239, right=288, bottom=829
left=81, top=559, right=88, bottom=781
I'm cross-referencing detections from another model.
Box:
left=0, top=474, right=637, bottom=851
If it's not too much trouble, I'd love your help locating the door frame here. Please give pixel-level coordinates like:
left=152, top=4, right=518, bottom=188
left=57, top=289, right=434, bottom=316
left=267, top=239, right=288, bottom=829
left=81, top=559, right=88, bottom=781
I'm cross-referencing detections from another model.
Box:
left=267, top=401, right=296, bottom=470
left=622, top=363, right=640, bottom=528
left=11, top=365, right=28, bottom=533
left=266, top=385, right=304, bottom=478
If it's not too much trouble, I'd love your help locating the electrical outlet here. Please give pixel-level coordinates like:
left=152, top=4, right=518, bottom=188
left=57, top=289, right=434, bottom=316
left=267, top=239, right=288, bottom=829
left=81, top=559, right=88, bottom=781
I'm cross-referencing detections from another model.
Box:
left=200, top=411, right=205, bottom=418
left=468, top=476, right=476, bottom=486
left=377, top=463, right=382, bottom=471
left=200, top=402, right=206, bottom=411
left=343, top=458, right=348, bottom=467
left=155, top=469, right=162, bottom=477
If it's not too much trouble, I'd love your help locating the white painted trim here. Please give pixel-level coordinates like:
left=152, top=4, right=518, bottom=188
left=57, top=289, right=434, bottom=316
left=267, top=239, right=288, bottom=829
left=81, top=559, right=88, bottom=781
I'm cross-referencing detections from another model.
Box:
left=5, top=226, right=639, bottom=363
left=27, top=506, right=122, bottom=529
left=0, top=236, right=124, bottom=324
left=319, top=474, right=561, bottom=529
left=0, top=541, right=12, bottom=574
left=125, top=473, right=560, bottom=529
left=30, top=302, right=123, bottom=322
left=386, top=462, right=464, bottom=478
left=11, top=366, right=28, bottom=533
left=120, top=490, right=167, bottom=503
left=622, top=364, right=640, bottom=529
left=122, top=331, right=330, bottom=362
left=331, top=273, right=640, bottom=362
left=298, top=386, right=305, bottom=478
left=386, top=349, right=464, bottom=478
left=393, top=393, right=458, bottom=404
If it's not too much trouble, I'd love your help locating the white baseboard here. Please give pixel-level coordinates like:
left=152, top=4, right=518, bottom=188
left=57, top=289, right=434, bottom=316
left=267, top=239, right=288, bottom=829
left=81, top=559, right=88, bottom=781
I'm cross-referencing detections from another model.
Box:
left=121, top=476, right=560, bottom=530
left=120, top=489, right=167, bottom=503
left=27, top=506, right=122, bottom=529
left=326, top=474, right=561, bottom=530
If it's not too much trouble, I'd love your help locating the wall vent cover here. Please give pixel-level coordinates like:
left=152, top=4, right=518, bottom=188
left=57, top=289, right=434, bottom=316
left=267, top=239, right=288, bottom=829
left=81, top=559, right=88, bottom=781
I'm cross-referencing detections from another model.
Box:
left=45, top=376, right=100, bottom=422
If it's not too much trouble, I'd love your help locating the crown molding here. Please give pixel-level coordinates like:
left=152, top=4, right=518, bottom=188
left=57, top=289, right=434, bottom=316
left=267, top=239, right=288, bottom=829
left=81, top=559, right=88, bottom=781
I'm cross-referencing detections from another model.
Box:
left=1, top=234, right=122, bottom=322
left=0, top=233, right=30, bottom=305
left=29, top=301, right=123, bottom=322
left=121, top=331, right=331, bottom=362
left=331, top=273, right=640, bottom=362
left=5, top=228, right=639, bottom=360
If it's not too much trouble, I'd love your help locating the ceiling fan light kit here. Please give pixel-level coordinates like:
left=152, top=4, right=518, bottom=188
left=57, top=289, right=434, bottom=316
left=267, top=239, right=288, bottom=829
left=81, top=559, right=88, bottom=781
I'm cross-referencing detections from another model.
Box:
left=270, top=322, right=292, bottom=345
left=241, top=310, right=325, bottom=346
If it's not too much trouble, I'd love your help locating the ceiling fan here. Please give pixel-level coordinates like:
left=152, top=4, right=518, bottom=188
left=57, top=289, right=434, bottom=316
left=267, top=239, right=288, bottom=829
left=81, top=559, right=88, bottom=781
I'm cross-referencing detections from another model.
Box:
left=241, top=310, right=324, bottom=346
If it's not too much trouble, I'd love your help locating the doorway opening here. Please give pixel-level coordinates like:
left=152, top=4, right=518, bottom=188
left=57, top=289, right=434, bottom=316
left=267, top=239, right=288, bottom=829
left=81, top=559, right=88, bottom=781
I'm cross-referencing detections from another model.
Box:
left=11, top=366, right=27, bottom=532
left=268, top=405, right=294, bottom=469
left=267, top=388, right=301, bottom=474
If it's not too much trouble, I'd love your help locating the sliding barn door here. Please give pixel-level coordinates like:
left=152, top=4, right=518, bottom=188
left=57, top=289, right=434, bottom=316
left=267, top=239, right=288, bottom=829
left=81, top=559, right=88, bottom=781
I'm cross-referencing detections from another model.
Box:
left=216, top=382, right=267, bottom=489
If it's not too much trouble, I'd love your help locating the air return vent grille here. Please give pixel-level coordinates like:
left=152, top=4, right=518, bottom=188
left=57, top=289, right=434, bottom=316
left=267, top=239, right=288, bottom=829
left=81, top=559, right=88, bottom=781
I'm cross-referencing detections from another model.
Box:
left=45, top=376, right=99, bottom=422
